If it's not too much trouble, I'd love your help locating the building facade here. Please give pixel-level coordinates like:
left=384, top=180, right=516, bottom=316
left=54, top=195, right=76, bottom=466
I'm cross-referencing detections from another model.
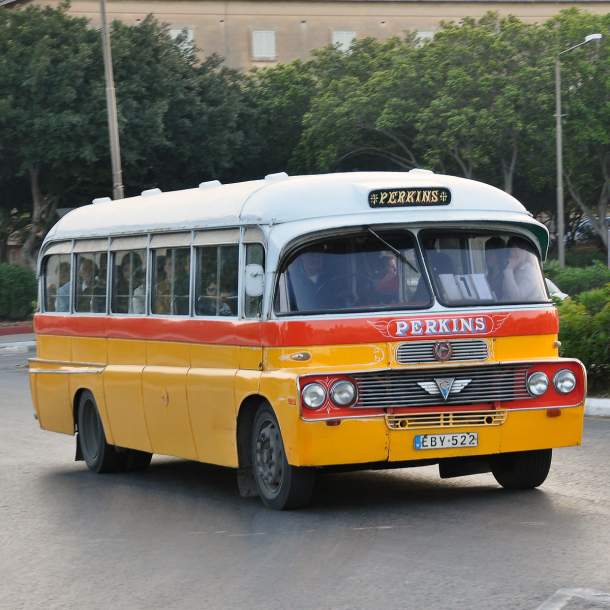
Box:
left=14, top=0, right=610, bottom=70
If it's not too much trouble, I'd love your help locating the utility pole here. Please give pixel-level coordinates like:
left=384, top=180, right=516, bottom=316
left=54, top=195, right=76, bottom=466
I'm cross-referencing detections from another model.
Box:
left=554, top=33, right=602, bottom=267
left=100, top=0, right=124, bottom=200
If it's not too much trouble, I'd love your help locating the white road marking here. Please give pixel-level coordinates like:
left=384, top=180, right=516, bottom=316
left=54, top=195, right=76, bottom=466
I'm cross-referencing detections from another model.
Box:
left=535, top=588, right=610, bottom=610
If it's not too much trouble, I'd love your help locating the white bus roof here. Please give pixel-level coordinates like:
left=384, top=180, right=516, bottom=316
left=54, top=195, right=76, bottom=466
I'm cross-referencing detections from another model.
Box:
left=43, top=171, right=549, bottom=254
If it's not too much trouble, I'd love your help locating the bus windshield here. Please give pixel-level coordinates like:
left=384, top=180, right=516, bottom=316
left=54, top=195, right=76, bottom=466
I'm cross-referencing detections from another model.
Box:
left=420, top=230, right=549, bottom=307
left=275, top=230, right=431, bottom=315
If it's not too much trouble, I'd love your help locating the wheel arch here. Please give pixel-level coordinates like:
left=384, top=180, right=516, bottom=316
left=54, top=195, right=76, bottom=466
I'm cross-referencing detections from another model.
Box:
left=236, top=394, right=270, bottom=469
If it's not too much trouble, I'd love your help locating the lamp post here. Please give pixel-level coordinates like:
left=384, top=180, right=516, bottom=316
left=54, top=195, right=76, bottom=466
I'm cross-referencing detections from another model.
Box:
left=100, top=0, right=124, bottom=200
left=555, top=33, right=602, bottom=267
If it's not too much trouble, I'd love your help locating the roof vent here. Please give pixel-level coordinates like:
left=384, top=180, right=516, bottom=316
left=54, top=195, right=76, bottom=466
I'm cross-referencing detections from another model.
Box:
left=408, top=168, right=434, bottom=175
left=141, top=188, right=162, bottom=197
left=91, top=197, right=112, bottom=205
left=199, top=180, right=222, bottom=189
left=264, top=172, right=289, bottom=182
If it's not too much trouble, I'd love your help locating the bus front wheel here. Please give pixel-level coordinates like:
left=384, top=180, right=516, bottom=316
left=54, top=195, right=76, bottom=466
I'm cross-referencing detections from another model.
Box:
left=251, top=404, right=315, bottom=510
left=491, top=449, right=552, bottom=490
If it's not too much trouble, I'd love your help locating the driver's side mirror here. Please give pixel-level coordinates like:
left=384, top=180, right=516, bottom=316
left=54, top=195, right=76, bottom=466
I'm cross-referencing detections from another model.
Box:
left=245, top=264, right=265, bottom=298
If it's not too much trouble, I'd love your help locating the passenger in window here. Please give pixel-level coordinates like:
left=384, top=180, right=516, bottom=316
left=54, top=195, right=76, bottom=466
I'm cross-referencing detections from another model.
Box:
left=173, top=253, right=190, bottom=315
left=55, top=261, right=71, bottom=313
left=484, top=237, right=507, bottom=301
left=116, top=254, right=145, bottom=314
left=197, top=280, right=232, bottom=316
left=153, top=256, right=173, bottom=314
left=374, top=253, right=399, bottom=303
left=502, top=237, right=543, bottom=302
left=77, top=257, right=105, bottom=312
left=289, top=251, right=327, bottom=311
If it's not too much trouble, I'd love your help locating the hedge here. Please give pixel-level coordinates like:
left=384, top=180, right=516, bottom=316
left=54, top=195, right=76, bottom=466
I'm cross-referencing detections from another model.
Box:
left=544, top=261, right=610, bottom=296
left=0, top=264, right=37, bottom=321
left=557, top=283, right=610, bottom=393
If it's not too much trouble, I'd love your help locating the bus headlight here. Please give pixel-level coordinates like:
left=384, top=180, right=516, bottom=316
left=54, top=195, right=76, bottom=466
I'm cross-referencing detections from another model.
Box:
left=330, top=380, right=357, bottom=406
left=553, top=369, right=576, bottom=394
left=527, top=372, right=549, bottom=396
left=302, top=383, right=326, bottom=409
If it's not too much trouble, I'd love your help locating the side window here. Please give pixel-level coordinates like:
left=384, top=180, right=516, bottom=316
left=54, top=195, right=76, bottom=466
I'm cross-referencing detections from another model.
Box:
left=75, top=252, right=108, bottom=313
left=195, top=245, right=238, bottom=316
left=111, top=250, right=147, bottom=314
left=44, top=254, right=71, bottom=313
left=245, top=243, right=265, bottom=318
left=151, top=248, right=190, bottom=315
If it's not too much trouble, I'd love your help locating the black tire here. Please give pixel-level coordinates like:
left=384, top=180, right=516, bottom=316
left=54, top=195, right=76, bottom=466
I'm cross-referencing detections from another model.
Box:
left=251, top=404, right=315, bottom=510
left=491, top=449, right=552, bottom=490
left=77, top=391, right=123, bottom=473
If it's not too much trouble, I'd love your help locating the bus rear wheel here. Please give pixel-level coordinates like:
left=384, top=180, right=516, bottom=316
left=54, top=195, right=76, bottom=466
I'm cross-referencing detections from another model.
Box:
left=491, top=449, right=552, bottom=490
left=251, top=405, right=315, bottom=510
left=77, top=391, right=123, bottom=473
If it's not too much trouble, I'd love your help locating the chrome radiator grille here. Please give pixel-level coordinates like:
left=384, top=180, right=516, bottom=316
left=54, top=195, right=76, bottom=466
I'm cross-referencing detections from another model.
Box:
left=395, top=339, right=489, bottom=364
left=352, top=364, right=531, bottom=409
left=386, top=410, right=507, bottom=430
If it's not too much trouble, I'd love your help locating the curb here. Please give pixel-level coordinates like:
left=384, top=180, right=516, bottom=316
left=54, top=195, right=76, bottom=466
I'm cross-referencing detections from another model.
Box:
left=585, top=398, right=610, bottom=418
left=0, top=323, right=33, bottom=337
left=0, top=341, right=36, bottom=354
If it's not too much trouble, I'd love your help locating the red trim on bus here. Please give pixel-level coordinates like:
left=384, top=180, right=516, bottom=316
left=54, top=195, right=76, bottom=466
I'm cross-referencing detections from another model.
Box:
left=298, top=360, right=586, bottom=421
left=34, top=307, right=557, bottom=348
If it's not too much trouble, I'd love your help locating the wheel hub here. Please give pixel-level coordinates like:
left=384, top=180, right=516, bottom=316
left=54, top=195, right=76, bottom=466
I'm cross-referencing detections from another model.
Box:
left=255, top=420, right=284, bottom=495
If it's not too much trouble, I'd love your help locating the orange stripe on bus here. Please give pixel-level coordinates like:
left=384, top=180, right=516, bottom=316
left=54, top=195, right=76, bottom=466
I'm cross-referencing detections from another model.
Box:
left=34, top=308, right=558, bottom=347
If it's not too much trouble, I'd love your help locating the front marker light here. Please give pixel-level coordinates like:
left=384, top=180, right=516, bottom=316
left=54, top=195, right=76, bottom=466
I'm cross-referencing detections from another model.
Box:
left=302, top=383, right=326, bottom=409
left=330, top=380, right=357, bottom=406
left=527, top=372, right=549, bottom=396
left=553, top=369, right=576, bottom=394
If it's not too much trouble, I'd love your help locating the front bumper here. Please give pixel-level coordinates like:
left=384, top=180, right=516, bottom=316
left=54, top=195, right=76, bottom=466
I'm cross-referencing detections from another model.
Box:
left=290, top=404, right=584, bottom=467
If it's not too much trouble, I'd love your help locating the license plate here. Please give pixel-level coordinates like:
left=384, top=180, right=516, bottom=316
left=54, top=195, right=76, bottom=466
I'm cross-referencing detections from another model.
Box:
left=414, top=432, right=478, bottom=450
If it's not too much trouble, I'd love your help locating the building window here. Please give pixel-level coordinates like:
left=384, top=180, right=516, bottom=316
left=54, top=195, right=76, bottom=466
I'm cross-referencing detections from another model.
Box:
left=252, top=30, right=276, bottom=60
left=332, top=31, right=356, bottom=52
left=416, top=31, right=435, bottom=43
left=169, top=27, right=194, bottom=50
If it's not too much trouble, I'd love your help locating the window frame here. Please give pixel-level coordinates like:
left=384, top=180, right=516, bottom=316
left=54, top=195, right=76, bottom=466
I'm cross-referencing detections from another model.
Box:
left=251, top=30, right=277, bottom=61
left=419, top=228, right=551, bottom=308
left=272, top=227, right=433, bottom=317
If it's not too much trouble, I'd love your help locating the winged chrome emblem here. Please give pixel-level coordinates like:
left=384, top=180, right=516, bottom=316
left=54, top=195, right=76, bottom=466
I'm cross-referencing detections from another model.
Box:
left=417, top=378, right=472, bottom=401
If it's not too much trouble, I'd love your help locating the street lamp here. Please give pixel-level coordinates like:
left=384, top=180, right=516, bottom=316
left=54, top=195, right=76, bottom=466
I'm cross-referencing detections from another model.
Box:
left=555, top=32, right=602, bottom=267
left=100, top=0, right=124, bottom=200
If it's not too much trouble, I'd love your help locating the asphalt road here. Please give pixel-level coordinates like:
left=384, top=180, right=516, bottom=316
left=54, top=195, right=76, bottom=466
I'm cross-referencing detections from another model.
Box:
left=1, top=350, right=610, bottom=610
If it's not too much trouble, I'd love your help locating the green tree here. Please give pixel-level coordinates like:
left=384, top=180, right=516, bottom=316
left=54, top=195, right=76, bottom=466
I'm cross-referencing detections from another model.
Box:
left=0, top=3, right=102, bottom=268
left=546, top=9, right=610, bottom=246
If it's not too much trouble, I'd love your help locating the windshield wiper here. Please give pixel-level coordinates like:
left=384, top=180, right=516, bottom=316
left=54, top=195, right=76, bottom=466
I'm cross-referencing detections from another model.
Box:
left=366, top=227, right=419, bottom=274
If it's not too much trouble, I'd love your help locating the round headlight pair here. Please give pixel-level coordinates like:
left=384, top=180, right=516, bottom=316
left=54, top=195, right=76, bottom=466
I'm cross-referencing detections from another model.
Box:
left=302, top=380, right=357, bottom=409
left=527, top=369, right=577, bottom=396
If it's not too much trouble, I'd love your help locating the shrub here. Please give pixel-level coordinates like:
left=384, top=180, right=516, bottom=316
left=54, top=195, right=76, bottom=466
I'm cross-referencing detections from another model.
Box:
left=557, top=290, right=610, bottom=394
left=0, top=263, right=37, bottom=321
left=544, top=261, right=610, bottom=296
left=565, top=245, right=606, bottom=268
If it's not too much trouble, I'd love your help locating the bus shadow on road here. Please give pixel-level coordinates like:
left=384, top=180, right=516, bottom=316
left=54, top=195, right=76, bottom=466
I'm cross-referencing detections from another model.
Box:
left=43, top=456, right=555, bottom=518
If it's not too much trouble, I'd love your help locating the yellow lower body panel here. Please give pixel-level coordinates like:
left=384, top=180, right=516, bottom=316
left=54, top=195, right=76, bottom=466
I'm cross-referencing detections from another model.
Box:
left=290, top=405, right=584, bottom=467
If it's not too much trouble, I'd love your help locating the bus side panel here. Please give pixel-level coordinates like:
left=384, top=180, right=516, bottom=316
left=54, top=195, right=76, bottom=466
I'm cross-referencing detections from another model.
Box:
left=142, top=341, right=197, bottom=460
left=104, top=339, right=151, bottom=452
left=70, top=336, right=114, bottom=444
left=32, top=334, right=73, bottom=435
left=188, top=344, right=241, bottom=467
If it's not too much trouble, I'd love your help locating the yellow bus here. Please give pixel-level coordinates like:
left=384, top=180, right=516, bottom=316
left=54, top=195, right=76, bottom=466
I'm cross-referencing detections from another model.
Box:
left=29, top=171, right=586, bottom=509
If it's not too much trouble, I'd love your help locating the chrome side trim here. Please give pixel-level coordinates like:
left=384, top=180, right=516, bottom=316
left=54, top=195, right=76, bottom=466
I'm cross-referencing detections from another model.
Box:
left=29, top=368, right=104, bottom=375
